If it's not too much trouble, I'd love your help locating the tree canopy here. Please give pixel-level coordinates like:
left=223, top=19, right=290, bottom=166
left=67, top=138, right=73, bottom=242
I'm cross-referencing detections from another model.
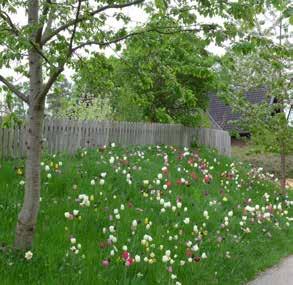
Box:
left=63, top=18, right=218, bottom=126
left=114, top=21, right=217, bottom=126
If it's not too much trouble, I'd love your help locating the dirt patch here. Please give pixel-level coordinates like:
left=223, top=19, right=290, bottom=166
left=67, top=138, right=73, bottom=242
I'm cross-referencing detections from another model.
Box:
left=232, top=145, right=293, bottom=179
left=231, top=138, right=248, bottom=148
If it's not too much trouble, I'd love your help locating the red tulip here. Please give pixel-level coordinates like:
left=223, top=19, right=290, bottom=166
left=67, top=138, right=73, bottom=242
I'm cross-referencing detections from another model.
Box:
left=122, top=251, right=129, bottom=260
left=204, top=175, right=211, bottom=184
left=125, top=257, right=134, bottom=266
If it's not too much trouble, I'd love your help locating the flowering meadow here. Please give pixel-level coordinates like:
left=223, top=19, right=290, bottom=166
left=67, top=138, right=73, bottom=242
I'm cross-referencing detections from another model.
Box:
left=0, top=144, right=292, bottom=285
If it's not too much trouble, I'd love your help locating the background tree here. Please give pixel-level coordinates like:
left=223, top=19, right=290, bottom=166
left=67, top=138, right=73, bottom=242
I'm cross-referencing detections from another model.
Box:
left=113, top=19, right=217, bottom=126
left=219, top=1, right=293, bottom=190
left=66, top=19, right=218, bottom=125
left=0, top=0, right=275, bottom=250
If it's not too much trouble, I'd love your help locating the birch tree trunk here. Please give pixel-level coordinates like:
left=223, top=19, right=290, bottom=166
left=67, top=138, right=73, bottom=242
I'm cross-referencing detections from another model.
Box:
left=15, top=0, right=44, bottom=250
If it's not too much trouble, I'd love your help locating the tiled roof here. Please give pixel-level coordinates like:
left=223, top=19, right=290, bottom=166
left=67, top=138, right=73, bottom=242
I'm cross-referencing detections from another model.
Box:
left=208, top=88, right=267, bottom=132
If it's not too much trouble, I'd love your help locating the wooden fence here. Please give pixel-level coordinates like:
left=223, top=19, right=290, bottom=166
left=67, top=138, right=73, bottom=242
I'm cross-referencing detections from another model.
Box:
left=0, top=119, right=231, bottom=159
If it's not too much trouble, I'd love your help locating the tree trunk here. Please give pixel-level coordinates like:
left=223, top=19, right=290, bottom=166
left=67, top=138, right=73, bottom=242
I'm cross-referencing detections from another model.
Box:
left=280, top=142, right=286, bottom=192
left=14, top=106, right=44, bottom=250
left=15, top=0, right=44, bottom=250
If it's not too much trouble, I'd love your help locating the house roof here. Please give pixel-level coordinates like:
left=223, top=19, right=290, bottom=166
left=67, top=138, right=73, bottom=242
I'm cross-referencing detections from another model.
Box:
left=208, top=87, right=267, bottom=132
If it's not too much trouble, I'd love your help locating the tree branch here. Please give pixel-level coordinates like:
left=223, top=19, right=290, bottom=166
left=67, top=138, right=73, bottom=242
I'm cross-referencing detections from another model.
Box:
left=42, top=6, right=54, bottom=40
left=72, top=31, right=141, bottom=52
left=36, top=0, right=52, bottom=44
left=41, top=0, right=144, bottom=45
left=39, top=0, right=83, bottom=102
left=30, top=41, right=52, bottom=65
left=0, top=75, right=29, bottom=104
left=40, top=66, right=64, bottom=99
left=72, top=27, right=201, bottom=52
left=0, top=9, right=19, bottom=35
left=68, top=0, right=82, bottom=54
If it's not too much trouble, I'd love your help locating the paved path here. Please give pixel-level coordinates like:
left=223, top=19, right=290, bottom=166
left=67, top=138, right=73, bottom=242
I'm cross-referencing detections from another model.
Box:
left=248, top=256, right=293, bottom=285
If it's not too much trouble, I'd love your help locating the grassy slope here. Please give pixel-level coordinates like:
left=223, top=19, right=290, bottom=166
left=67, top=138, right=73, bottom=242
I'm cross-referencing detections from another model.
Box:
left=0, top=145, right=292, bottom=285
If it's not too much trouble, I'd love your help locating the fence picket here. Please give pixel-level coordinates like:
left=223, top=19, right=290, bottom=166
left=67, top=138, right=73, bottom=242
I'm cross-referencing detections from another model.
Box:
left=0, top=119, right=231, bottom=158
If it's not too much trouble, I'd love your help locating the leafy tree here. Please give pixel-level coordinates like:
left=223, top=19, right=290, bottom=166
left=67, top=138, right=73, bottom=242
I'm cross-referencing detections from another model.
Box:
left=219, top=1, right=293, bottom=190
left=0, top=0, right=275, bottom=250
left=69, top=23, right=217, bottom=125
left=72, top=54, right=115, bottom=101
left=113, top=21, right=217, bottom=126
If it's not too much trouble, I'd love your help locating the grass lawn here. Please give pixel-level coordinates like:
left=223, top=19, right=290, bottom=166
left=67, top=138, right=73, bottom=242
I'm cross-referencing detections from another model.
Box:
left=0, top=145, right=292, bottom=285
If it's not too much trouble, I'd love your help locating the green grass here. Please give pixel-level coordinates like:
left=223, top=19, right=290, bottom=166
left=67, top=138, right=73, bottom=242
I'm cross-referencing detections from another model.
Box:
left=0, top=145, right=292, bottom=285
